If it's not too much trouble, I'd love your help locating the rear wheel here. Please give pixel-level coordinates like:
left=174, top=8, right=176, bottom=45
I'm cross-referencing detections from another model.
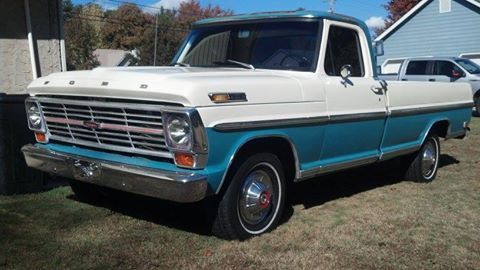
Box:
left=475, top=96, right=480, bottom=116
left=212, top=153, right=286, bottom=240
left=404, top=134, right=440, bottom=182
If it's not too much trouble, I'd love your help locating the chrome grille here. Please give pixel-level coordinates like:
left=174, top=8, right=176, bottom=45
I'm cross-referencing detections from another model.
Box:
left=38, top=97, right=172, bottom=159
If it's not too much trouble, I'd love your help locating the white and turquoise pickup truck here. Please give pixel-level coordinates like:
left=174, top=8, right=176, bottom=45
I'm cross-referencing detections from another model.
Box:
left=22, top=11, right=473, bottom=240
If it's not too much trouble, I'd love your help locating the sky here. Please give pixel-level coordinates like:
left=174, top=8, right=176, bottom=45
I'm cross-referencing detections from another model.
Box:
left=72, top=0, right=389, bottom=30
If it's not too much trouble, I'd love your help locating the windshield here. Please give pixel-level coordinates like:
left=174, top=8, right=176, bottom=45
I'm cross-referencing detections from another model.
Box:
left=455, top=59, right=480, bottom=74
left=174, top=21, right=322, bottom=72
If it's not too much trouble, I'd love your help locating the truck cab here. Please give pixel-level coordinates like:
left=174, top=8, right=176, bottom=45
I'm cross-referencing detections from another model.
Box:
left=22, top=11, right=473, bottom=240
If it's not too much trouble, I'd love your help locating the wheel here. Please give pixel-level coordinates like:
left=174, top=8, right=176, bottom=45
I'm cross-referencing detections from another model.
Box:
left=212, top=153, right=286, bottom=240
left=475, top=96, right=480, bottom=116
left=404, top=134, right=440, bottom=183
left=69, top=180, right=109, bottom=202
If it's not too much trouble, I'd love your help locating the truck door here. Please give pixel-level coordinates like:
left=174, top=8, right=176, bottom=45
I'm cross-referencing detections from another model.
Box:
left=402, top=60, right=432, bottom=81
left=320, top=22, right=387, bottom=167
left=430, top=60, right=466, bottom=82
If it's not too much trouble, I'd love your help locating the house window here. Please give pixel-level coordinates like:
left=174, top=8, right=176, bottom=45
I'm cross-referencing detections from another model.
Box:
left=440, top=0, right=451, bottom=13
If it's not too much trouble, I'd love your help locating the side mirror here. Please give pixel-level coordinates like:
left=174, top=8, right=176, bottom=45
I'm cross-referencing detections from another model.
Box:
left=340, top=65, right=352, bottom=80
left=374, top=41, right=384, bottom=57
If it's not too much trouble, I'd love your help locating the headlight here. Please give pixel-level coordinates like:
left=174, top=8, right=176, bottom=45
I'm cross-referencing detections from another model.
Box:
left=164, top=113, right=192, bottom=151
left=163, top=109, right=208, bottom=169
left=25, top=99, right=45, bottom=132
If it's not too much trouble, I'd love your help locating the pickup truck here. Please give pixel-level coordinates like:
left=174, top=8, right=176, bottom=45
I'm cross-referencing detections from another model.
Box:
left=379, top=57, right=480, bottom=113
left=22, top=11, right=473, bottom=240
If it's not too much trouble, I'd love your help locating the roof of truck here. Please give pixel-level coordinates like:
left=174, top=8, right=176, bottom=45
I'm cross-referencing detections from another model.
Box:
left=194, top=10, right=368, bottom=30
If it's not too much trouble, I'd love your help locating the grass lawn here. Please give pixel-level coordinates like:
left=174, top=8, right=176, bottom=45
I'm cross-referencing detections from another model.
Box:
left=1, top=118, right=479, bottom=269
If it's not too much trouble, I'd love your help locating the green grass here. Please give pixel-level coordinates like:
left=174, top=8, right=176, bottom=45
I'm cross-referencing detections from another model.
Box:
left=1, top=118, right=480, bottom=269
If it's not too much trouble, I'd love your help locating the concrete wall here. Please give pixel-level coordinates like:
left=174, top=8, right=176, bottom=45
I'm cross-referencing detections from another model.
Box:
left=378, top=0, right=480, bottom=72
left=0, top=0, right=63, bottom=194
left=0, top=0, right=63, bottom=94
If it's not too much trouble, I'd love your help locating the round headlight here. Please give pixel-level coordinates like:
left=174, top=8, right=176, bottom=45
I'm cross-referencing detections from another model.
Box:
left=27, top=102, right=42, bottom=128
left=167, top=115, right=191, bottom=146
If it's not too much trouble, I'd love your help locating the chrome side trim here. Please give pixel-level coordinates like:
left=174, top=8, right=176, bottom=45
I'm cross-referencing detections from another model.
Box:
left=214, top=116, right=329, bottom=131
left=390, top=102, right=474, bottom=117
left=296, top=155, right=378, bottom=182
left=213, top=102, right=473, bottom=132
left=22, top=144, right=208, bottom=203
left=329, top=111, right=386, bottom=124
left=215, top=135, right=301, bottom=194
left=379, top=145, right=420, bottom=161
left=213, top=111, right=387, bottom=131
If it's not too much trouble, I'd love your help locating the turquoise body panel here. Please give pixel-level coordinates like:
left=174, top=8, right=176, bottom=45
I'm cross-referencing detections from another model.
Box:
left=38, top=106, right=470, bottom=195
left=381, top=107, right=471, bottom=154
left=319, top=119, right=386, bottom=167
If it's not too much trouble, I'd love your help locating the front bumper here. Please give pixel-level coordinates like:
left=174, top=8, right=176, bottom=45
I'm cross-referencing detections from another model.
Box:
left=22, top=144, right=208, bottom=203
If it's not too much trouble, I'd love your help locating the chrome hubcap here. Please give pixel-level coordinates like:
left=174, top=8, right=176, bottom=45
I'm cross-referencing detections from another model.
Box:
left=238, top=167, right=274, bottom=226
left=422, top=140, right=438, bottom=178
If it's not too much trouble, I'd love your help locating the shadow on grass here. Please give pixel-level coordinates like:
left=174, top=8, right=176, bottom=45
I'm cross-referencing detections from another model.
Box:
left=67, top=154, right=460, bottom=236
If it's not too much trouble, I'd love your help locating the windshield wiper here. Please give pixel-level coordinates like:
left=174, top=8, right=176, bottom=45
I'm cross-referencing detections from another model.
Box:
left=172, top=62, right=190, bottom=67
left=226, top=59, right=255, bottom=70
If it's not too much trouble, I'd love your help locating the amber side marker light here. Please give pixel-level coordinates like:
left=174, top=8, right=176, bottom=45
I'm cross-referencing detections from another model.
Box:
left=175, top=153, right=195, bottom=168
left=35, top=132, right=47, bottom=143
left=209, top=93, right=230, bottom=103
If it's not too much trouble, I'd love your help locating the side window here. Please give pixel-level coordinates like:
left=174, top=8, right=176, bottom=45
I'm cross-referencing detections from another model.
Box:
left=434, top=61, right=461, bottom=76
left=324, top=26, right=365, bottom=77
left=405, top=61, right=429, bottom=75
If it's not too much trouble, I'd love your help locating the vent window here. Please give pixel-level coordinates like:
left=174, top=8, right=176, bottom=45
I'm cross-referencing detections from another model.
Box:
left=440, top=0, right=451, bottom=13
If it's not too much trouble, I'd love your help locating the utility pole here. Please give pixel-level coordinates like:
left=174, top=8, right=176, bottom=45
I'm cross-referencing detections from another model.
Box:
left=329, top=0, right=335, bottom=13
left=153, top=10, right=159, bottom=66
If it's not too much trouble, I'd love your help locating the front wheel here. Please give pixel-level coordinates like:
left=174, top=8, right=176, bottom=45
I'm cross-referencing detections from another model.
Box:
left=404, top=134, right=440, bottom=183
left=212, top=153, right=286, bottom=240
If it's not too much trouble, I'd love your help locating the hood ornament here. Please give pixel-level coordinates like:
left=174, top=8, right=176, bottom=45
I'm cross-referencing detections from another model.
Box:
left=83, top=120, right=101, bottom=130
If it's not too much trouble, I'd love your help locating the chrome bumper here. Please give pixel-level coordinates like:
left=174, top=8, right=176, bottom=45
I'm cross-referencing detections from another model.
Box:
left=21, top=144, right=208, bottom=203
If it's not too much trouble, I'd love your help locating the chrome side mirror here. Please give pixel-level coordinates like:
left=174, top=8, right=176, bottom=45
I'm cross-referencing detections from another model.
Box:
left=340, top=65, right=352, bottom=80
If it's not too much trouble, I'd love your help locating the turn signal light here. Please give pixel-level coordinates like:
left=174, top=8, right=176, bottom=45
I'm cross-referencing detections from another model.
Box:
left=35, top=132, right=47, bottom=143
left=209, top=93, right=230, bottom=103
left=174, top=153, right=195, bottom=168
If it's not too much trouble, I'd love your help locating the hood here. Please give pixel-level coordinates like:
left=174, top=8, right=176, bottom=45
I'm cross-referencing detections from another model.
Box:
left=28, top=67, right=305, bottom=107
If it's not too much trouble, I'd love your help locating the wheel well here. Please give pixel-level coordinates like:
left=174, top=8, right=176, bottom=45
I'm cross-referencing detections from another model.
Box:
left=429, top=120, right=450, bottom=139
left=474, top=90, right=480, bottom=100
left=219, top=137, right=297, bottom=194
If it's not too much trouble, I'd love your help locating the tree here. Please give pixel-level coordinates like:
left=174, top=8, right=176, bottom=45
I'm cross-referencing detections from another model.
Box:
left=79, top=3, right=104, bottom=48
left=64, top=6, right=100, bottom=70
left=62, top=0, right=74, bottom=21
left=101, top=4, right=153, bottom=50
left=376, top=0, right=421, bottom=35
left=177, top=0, right=233, bottom=28
left=138, top=0, right=233, bottom=66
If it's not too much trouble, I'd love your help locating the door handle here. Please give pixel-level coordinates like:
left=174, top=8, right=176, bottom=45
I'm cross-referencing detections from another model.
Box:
left=370, top=86, right=384, bottom=95
left=429, top=78, right=436, bottom=82
left=401, top=78, right=408, bottom=81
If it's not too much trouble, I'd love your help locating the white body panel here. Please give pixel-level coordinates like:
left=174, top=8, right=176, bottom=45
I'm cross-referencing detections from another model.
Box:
left=27, top=21, right=472, bottom=130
